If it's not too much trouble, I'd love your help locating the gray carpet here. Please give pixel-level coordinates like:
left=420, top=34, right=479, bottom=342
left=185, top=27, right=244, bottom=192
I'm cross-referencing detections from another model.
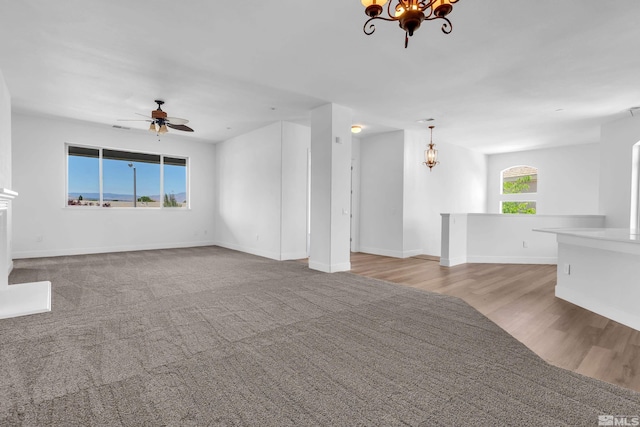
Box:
left=2, top=246, right=639, bottom=426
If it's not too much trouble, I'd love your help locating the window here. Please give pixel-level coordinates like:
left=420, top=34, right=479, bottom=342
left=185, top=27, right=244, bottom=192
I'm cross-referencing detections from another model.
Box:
left=67, top=145, right=188, bottom=209
left=67, top=146, right=100, bottom=206
left=500, top=165, right=537, bottom=214
left=103, top=150, right=160, bottom=208
left=501, top=200, right=537, bottom=214
left=163, top=157, right=187, bottom=208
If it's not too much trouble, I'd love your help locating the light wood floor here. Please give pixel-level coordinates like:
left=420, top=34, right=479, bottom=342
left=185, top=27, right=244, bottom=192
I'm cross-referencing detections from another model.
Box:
left=347, top=253, right=640, bottom=393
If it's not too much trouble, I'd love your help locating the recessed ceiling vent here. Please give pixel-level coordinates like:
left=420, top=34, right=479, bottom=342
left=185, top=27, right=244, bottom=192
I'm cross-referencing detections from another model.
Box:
left=112, top=125, right=130, bottom=130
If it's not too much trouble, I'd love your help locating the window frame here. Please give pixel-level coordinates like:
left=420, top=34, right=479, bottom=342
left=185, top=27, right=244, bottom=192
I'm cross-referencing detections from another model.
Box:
left=500, top=200, right=537, bottom=215
left=499, top=165, right=538, bottom=215
left=65, top=143, right=190, bottom=210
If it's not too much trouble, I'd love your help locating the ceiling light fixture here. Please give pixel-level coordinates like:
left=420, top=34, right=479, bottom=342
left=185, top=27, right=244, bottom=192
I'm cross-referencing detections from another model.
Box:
left=126, top=100, right=193, bottom=136
left=361, top=0, right=460, bottom=48
left=424, top=125, right=439, bottom=171
left=351, top=125, right=363, bottom=134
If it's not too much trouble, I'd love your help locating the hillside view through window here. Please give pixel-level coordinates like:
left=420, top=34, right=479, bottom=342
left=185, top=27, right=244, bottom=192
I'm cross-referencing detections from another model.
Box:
left=67, top=145, right=187, bottom=208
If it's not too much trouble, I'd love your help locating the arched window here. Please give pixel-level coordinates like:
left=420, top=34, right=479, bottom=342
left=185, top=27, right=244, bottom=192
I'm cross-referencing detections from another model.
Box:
left=500, top=165, right=538, bottom=214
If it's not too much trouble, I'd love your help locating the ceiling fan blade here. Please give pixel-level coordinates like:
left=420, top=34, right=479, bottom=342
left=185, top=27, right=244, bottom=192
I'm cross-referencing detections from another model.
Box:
left=117, top=119, right=152, bottom=122
left=166, top=123, right=194, bottom=132
left=136, top=112, right=153, bottom=118
left=166, top=116, right=189, bottom=125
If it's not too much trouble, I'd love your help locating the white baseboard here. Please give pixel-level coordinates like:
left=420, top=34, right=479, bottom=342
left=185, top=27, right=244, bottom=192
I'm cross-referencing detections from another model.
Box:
left=280, top=251, right=308, bottom=261
left=402, top=249, right=423, bottom=258
left=556, top=286, right=640, bottom=332
left=440, top=256, right=467, bottom=267
left=214, top=241, right=281, bottom=261
left=465, top=255, right=557, bottom=265
left=8, top=260, right=13, bottom=274
left=359, top=246, right=422, bottom=259
left=308, top=260, right=351, bottom=273
left=13, top=240, right=217, bottom=259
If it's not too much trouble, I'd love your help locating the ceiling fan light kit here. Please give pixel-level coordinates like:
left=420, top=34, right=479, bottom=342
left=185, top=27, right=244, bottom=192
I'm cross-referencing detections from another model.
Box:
left=361, top=0, right=459, bottom=48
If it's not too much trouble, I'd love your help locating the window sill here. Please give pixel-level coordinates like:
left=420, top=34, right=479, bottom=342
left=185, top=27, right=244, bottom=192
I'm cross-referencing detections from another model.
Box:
left=64, top=206, right=191, bottom=211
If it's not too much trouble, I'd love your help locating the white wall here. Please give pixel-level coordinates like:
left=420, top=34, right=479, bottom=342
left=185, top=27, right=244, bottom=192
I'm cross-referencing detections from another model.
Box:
left=487, top=144, right=600, bottom=215
left=466, top=213, right=605, bottom=264
left=402, top=130, right=424, bottom=256
left=0, top=71, right=13, bottom=271
left=420, top=140, right=487, bottom=256
left=0, top=72, right=9, bottom=191
left=12, top=113, right=216, bottom=258
left=359, top=131, right=405, bottom=257
left=215, top=122, right=282, bottom=259
left=555, top=232, right=640, bottom=331
left=600, top=115, right=640, bottom=228
left=358, top=130, right=487, bottom=258
left=281, top=122, right=311, bottom=259
left=441, top=213, right=606, bottom=266
left=215, top=121, right=309, bottom=260
left=440, top=214, right=467, bottom=267
left=351, top=137, right=361, bottom=252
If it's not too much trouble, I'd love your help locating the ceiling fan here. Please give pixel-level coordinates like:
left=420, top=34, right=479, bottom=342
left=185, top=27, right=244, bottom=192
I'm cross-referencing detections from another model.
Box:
left=119, top=100, right=194, bottom=134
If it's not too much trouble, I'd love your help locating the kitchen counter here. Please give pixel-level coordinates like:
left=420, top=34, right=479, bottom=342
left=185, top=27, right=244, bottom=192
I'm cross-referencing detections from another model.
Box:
left=535, top=227, right=640, bottom=331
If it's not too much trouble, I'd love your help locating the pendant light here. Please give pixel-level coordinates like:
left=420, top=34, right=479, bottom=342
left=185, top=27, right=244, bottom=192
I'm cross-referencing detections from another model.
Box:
left=424, top=125, right=439, bottom=171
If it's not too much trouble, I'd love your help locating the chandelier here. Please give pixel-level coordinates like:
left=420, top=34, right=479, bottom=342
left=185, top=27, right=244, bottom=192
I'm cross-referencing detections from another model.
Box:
left=361, top=0, right=459, bottom=48
left=424, top=125, right=439, bottom=170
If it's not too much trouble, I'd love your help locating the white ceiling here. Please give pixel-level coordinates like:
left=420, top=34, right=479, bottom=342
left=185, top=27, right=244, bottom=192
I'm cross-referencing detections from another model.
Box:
left=1, top=1, right=639, bottom=154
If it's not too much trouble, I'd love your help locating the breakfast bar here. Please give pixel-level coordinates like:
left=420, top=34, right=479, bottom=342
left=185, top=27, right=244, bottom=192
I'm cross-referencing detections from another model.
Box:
left=535, top=228, right=640, bottom=331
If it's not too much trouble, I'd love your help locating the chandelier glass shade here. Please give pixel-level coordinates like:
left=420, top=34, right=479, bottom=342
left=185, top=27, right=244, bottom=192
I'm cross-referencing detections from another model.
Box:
left=424, top=125, right=439, bottom=171
left=361, top=0, right=459, bottom=48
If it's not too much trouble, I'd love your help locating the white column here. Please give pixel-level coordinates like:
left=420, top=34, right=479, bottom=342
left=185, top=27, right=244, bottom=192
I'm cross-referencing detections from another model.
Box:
left=309, top=104, right=352, bottom=273
left=0, top=209, right=7, bottom=290
left=630, top=143, right=640, bottom=233
left=0, top=188, right=17, bottom=289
